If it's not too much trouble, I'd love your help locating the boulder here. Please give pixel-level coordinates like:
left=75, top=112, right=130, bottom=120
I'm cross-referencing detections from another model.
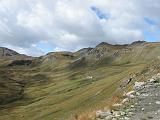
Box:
left=136, top=92, right=140, bottom=96
left=104, top=115, right=113, bottom=120
left=112, top=111, right=121, bottom=117
left=149, top=78, right=156, bottom=83
left=122, top=98, right=129, bottom=104
left=96, top=110, right=112, bottom=119
left=86, top=76, right=93, bottom=79
left=155, top=101, right=160, bottom=105
left=149, top=74, right=160, bottom=83
left=125, top=91, right=135, bottom=98
left=126, top=91, right=135, bottom=96
left=157, top=73, right=160, bottom=76
left=124, top=117, right=130, bottom=120
left=112, top=103, right=123, bottom=107
left=133, top=82, right=145, bottom=91
left=120, top=111, right=126, bottom=116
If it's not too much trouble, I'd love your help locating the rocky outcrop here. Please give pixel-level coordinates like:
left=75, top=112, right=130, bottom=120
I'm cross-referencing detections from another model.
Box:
left=95, top=73, right=160, bottom=120
left=133, top=82, right=145, bottom=91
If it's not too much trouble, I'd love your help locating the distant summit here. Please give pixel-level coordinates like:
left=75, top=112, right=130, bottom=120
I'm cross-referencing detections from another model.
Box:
left=131, top=40, right=146, bottom=45
left=96, top=42, right=112, bottom=47
left=0, top=47, right=32, bottom=61
left=0, top=47, right=19, bottom=57
left=97, top=41, right=146, bottom=47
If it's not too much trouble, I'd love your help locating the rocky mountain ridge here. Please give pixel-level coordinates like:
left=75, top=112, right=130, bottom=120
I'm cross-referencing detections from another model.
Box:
left=0, top=41, right=157, bottom=62
left=0, top=41, right=160, bottom=120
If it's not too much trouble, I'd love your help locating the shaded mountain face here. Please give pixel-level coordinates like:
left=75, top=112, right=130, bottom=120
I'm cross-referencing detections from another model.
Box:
left=0, top=47, right=19, bottom=58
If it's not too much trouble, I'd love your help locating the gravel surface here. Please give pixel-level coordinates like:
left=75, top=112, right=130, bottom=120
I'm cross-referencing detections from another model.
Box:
left=128, top=82, right=160, bottom=120
left=96, top=74, right=160, bottom=120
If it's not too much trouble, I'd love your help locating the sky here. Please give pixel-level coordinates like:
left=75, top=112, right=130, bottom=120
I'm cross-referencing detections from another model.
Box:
left=0, top=0, right=160, bottom=56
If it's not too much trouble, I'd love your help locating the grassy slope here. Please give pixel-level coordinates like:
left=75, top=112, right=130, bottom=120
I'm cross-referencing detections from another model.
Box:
left=0, top=42, right=159, bottom=120
left=0, top=64, right=146, bottom=120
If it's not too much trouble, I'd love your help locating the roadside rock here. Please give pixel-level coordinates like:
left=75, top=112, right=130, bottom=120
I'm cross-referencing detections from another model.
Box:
left=104, top=115, right=113, bottom=120
left=96, top=110, right=112, bottom=119
left=125, top=91, right=135, bottom=99
left=133, top=82, right=145, bottom=91
left=122, top=98, right=129, bottom=104
left=126, top=91, right=135, bottom=96
left=112, top=103, right=123, bottom=107
left=155, top=101, right=160, bottom=105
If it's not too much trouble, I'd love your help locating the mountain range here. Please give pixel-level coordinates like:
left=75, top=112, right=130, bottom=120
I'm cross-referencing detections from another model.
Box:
left=0, top=41, right=160, bottom=120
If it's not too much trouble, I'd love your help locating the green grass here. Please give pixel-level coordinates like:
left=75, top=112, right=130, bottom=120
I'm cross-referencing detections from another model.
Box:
left=0, top=62, right=147, bottom=120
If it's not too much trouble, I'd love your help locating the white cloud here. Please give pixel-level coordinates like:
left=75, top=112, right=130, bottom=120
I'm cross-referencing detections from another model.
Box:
left=4, top=44, right=44, bottom=57
left=0, top=0, right=160, bottom=56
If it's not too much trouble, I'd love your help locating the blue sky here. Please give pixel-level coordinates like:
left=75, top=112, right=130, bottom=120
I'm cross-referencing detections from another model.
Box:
left=36, top=42, right=54, bottom=53
left=0, top=0, right=159, bottom=56
left=144, top=17, right=159, bottom=42
left=144, top=17, right=157, bottom=26
left=91, top=6, right=110, bottom=20
left=144, top=30, right=159, bottom=42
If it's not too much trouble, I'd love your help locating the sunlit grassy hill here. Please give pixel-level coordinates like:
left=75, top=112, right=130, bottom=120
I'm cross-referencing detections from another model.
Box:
left=0, top=41, right=160, bottom=120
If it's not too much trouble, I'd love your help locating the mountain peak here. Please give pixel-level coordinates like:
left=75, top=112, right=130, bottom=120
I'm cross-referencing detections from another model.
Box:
left=96, top=42, right=112, bottom=47
left=131, top=40, right=146, bottom=45
left=0, top=47, right=19, bottom=58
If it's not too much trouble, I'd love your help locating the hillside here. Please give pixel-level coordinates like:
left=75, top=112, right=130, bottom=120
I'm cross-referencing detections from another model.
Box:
left=0, top=41, right=160, bottom=120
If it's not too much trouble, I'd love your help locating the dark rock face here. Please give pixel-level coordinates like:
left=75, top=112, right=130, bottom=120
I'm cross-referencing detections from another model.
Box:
left=7, top=60, right=32, bottom=67
left=0, top=47, right=19, bottom=58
